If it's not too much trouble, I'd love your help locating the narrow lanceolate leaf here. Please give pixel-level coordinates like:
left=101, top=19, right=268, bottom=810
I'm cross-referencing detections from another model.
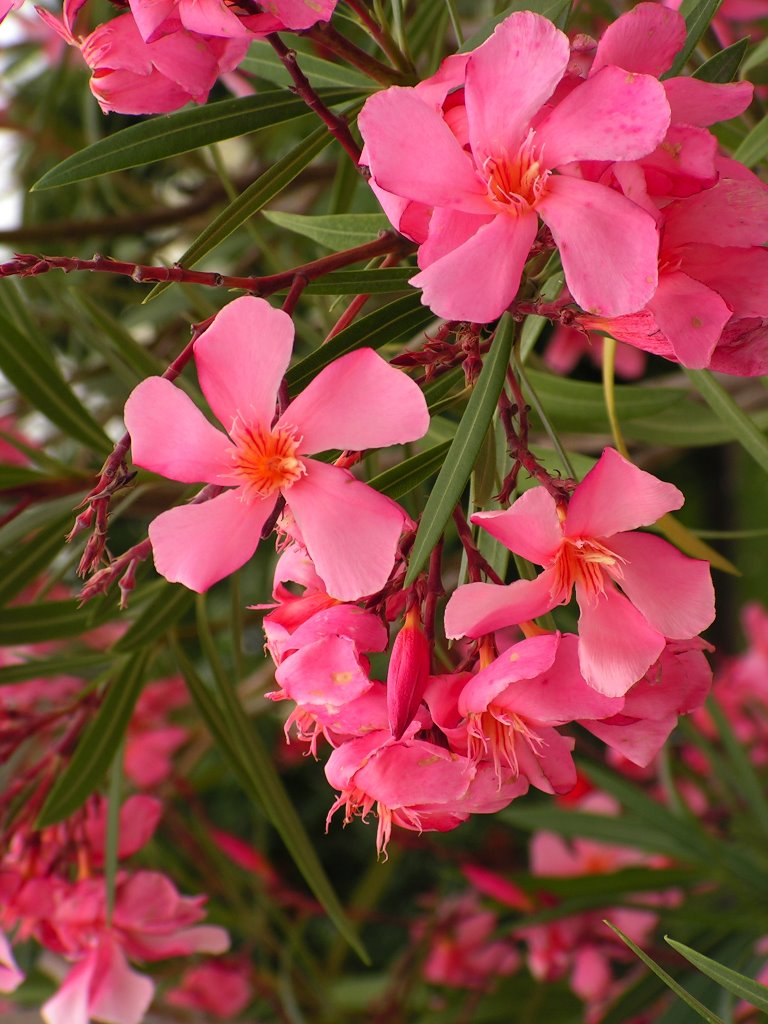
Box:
left=405, top=313, right=515, bottom=586
left=686, top=369, right=768, bottom=476
left=241, top=41, right=373, bottom=90
left=173, top=640, right=369, bottom=963
left=369, top=442, right=452, bottom=500
left=665, top=938, right=768, bottom=1011
left=741, top=34, right=768, bottom=76
left=33, top=89, right=357, bottom=189
left=143, top=124, right=334, bottom=304
left=114, top=583, right=194, bottom=654
left=302, top=268, right=412, bottom=295
left=37, top=650, right=150, bottom=826
left=0, top=311, right=111, bottom=454
left=0, top=513, right=72, bottom=606
left=693, top=37, right=749, bottom=81
left=0, top=599, right=115, bottom=644
left=606, top=923, right=725, bottom=1024
left=0, top=652, right=108, bottom=686
left=286, top=293, right=434, bottom=393
left=262, top=211, right=390, bottom=250
left=707, top=697, right=768, bottom=834
left=733, top=112, right=768, bottom=167
left=667, top=0, right=725, bottom=77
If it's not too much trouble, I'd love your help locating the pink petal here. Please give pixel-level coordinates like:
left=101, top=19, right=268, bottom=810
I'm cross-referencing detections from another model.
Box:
left=149, top=488, right=272, bottom=591
left=444, top=569, right=560, bottom=640
left=639, top=124, right=717, bottom=199
left=417, top=207, right=493, bottom=269
left=128, top=0, right=177, bottom=41
left=607, top=532, right=715, bottom=639
left=265, top=0, right=336, bottom=29
left=358, top=88, right=489, bottom=213
left=280, top=349, right=428, bottom=455
left=680, top=245, right=768, bottom=318
left=536, top=66, right=670, bottom=167
left=275, top=636, right=372, bottom=708
left=464, top=11, right=569, bottom=162
left=662, top=179, right=768, bottom=251
left=472, top=487, right=562, bottom=565
left=285, top=459, right=405, bottom=602
left=0, top=932, right=23, bottom=993
left=647, top=270, right=731, bottom=368
left=664, top=78, right=753, bottom=128
left=179, top=0, right=250, bottom=36
left=537, top=175, right=659, bottom=317
left=565, top=447, right=683, bottom=540
left=194, top=296, right=294, bottom=432
left=591, top=3, right=686, bottom=76
left=89, top=940, right=155, bottom=1024
left=354, top=739, right=472, bottom=809
left=582, top=715, right=677, bottom=767
left=516, top=724, right=576, bottom=794
left=124, top=376, right=232, bottom=484
left=410, top=211, right=538, bottom=322
left=577, top=583, right=666, bottom=696
left=459, top=633, right=561, bottom=715
left=43, top=957, right=94, bottom=1024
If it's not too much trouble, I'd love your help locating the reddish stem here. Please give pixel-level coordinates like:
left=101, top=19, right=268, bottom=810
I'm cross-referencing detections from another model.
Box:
left=304, top=21, right=411, bottom=85
left=324, top=252, right=403, bottom=342
left=423, top=538, right=444, bottom=656
left=344, top=0, right=413, bottom=73
left=268, top=33, right=362, bottom=165
left=452, top=506, right=504, bottom=585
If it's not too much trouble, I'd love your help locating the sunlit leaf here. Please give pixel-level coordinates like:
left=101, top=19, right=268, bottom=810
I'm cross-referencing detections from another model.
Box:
left=665, top=937, right=768, bottom=1012
left=262, top=211, right=390, bottom=250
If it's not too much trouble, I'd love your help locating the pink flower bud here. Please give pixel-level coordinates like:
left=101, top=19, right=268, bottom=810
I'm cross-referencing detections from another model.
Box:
left=387, top=607, right=431, bottom=740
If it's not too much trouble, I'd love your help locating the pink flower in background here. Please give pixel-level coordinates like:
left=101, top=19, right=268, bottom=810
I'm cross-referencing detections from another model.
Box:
left=166, top=960, right=252, bottom=1019
left=445, top=448, right=715, bottom=696
left=37, top=0, right=248, bottom=114
left=124, top=296, right=429, bottom=600
left=128, top=0, right=337, bottom=41
left=359, top=11, right=670, bottom=322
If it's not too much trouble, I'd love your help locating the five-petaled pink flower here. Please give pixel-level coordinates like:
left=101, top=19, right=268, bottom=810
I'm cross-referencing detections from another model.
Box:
left=358, top=10, right=671, bottom=323
left=444, top=448, right=715, bottom=696
left=124, top=296, right=429, bottom=601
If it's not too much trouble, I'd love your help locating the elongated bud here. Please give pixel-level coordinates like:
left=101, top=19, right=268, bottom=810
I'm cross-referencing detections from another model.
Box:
left=387, top=607, right=430, bottom=740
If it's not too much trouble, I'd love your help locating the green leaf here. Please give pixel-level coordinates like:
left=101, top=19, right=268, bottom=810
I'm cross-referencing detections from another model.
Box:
left=71, top=293, right=163, bottom=380
left=368, top=441, right=452, bottom=500
left=404, top=313, right=515, bottom=585
left=665, top=938, right=768, bottom=1012
left=0, top=652, right=108, bottom=686
left=143, top=123, right=334, bottom=304
left=460, top=0, right=571, bottom=50
left=0, top=310, right=111, bottom=454
left=262, top=211, right=391, bottom=250
left=0, top=465, right=54, bottom=488
left=667, top=0, right=725, bottom=77
left=606, top=923, right=725, bottom=1024
left=0, top=513, right=71, bottom=606
left=741, top=34, right=768, bottom=76
left=301, top=268, right=413, bottom=295
left=693, top=37, right=749, bottom=81
left=105, top=739, right=124, bottom=920
left=286, top=293, right=434, bottom=393
left=173, top=639, right=369, bottom=963
left=733, top=112, right=768, bottom=167
left=114, top=583, right=194, bottom=654
left=37, top=650, right=150, bottom=826
left=706, top=697, right=768, bottom=835
left=686, top=369, right=768, bottom=476
left=241, top=40, right=373, bottom=90
left=0, top=599, right=115, bottom=644
left=33, top=89, right=357, bottom=189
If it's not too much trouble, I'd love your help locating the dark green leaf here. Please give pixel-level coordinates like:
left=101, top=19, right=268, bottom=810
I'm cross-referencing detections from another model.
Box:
left=405, top=313, right=515, bottom=585
left=741, top=35, right=768, bottom=76
left=114, top=583, right=194, bottom=653
left=37, top=650, right=150, bottom=826
left=286, top=293, right=434, bottom=393
left=368, top=442, right=452, bottom=500
left=606, top=923, right=725, bottom=1024
left=0, top=652, right=108, bottom=686
left=241, top=40, right=373, bottom=90
left=33, top=90, right=357, bottom=189
left=733, top=112, right=768, bottom=167
left=665, top=937, right=768, bottom=1011
left=301, top=268, right=413, bottom=295
left=262, top=211, right=390, bottom=250
left=693, top=37, right=749, bottom=81
left=144, top=124, right=334, bottom=303
left=173, top=639, right=368, bottom=962
left=667, top=0, right=725, bottom=77
left=0, top=310, right=111, bottom=453
left=0, top=513, right=72, bottom=606
left=685, top=368, right=768, bottom=475
left=0, top=465, right=54, bottom=488
left=71, top=293, right=163, bottom=379
left=0, top=598, right=115, bottom=644
left=706, top=697, right=768, bottom=835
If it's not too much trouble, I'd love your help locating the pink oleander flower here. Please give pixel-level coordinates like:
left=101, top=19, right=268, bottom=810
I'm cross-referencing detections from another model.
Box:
left=444, top=448, right=715, bottom=696
left=129, top=0, right=337, bottom=42
left=37, top=0, right=249, bottom=115
left=124, top=296, right=429, bottom=600
left=166, top=960, right=252, bottom=1019
left=0, top=932, right=23, bottom=994
left=544, top=323, right=646, bottom=380
left=359, top=11, right=671, bottom=323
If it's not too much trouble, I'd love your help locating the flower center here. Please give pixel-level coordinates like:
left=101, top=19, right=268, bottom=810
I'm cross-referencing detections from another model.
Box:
left=229, top=422, right=305, bottom=501
left=467, top=708, right=544, bottom=781
left=484, top=131, right=549, bottom=214
left=550, top=537, right=624, bottom=605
